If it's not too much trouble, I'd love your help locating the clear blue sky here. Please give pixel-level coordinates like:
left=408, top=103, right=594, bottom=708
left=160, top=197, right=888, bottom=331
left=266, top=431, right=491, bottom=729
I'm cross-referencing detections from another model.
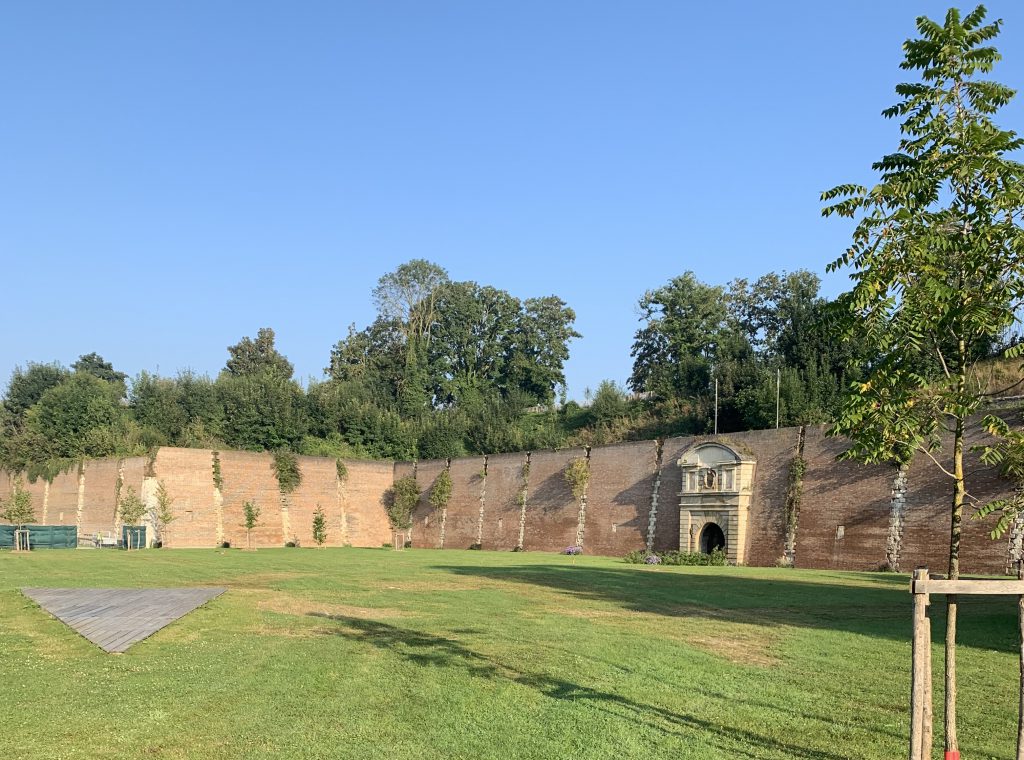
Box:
left=2, top=1, right=1023, bottom=400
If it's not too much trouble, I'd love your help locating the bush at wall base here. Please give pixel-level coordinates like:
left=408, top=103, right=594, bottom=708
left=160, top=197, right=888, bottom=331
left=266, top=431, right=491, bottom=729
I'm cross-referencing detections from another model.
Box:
left=624, top=548, right=728, bottom=566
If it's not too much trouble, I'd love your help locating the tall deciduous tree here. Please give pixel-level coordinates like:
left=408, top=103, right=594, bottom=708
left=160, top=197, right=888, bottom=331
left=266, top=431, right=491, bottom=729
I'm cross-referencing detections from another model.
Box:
left=225, top=328, right=295, bottom=380
left=822, top=7, right=1024, bottom=753
left=629, top=272, right=729, bottom=402
left=3, top=363, right=70, bottom=421
left=373, top=260, right=450, bottom=348
left=73, top=353, right=128, bottom=395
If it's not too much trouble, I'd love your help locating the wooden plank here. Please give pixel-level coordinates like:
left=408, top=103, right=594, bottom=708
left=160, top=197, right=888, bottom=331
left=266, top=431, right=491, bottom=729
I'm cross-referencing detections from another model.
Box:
left=913, top=579, right=1024, bottom=596
left=21, top=587, right=225, bottom=653
left=910, top=569, right=926, bottom=759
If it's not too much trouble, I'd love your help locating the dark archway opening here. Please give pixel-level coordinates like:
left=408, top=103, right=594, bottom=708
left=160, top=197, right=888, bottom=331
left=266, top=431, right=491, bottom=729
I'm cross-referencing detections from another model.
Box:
left=699, top=523, right=726, bottom=554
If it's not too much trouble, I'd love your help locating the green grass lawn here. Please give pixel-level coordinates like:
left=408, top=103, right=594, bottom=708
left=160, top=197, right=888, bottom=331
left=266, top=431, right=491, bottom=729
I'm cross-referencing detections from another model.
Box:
left=2, top=548, right=1020, bottom=759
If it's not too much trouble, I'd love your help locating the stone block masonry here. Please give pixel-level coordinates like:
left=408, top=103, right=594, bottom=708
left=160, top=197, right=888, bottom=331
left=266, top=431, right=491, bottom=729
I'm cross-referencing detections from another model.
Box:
left=0, top=421, right=1020, bottom=571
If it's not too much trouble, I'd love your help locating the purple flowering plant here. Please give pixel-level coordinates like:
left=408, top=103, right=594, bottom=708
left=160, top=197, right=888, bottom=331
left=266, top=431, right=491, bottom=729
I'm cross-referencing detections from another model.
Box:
left=564, top=546, right=582, bottom=556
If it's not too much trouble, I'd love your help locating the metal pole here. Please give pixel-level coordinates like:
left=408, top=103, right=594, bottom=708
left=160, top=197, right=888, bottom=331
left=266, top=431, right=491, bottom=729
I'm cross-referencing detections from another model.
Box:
left=714, top=378, right=718, bottom=435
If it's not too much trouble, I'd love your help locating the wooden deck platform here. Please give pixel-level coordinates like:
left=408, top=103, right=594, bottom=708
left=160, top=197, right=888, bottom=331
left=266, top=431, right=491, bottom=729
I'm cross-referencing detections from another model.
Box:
left=21, top=587, right=226, bottom=653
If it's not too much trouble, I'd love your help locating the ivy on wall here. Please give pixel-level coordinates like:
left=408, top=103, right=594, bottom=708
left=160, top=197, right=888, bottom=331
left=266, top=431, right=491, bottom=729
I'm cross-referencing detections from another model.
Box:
left=429, top=467, right=453, bottom=512
left=212, top=451, right=224, bottom=491
left=273, top=450, right=302, bottom=494
left=145, top=450, right=158, bottom=478
left=782, top=427, right=807, bottom=567
left=564, top=456, right=590, bottom=503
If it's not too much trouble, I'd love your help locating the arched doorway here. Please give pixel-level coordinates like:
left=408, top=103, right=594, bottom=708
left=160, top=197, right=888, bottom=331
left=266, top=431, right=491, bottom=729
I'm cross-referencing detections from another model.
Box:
left=699, top=523, right=726, bottom=554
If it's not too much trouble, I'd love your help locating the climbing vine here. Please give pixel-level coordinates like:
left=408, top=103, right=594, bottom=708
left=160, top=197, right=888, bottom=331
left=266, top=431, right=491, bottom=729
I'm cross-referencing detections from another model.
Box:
left=212, top=451, right=224, bottom=491
left=783, top=453, right=807, bottom=566
left=565, top=453, right=592, bottom=549
left=273, top=450, right=302, bottom=494
left=145, top=449, right=158, bottom=478
left=516, top=459, right=531, bottom=507
left=564, top=456, right=590, bottom=502
left=429, top=467, right=453, bottom=511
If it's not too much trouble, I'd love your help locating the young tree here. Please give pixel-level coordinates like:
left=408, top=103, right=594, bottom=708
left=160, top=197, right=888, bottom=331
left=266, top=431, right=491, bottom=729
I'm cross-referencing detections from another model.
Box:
left=118, top=486, right=146, bottom=550
left=385, top=476, right=419, bottom=550
left=153, top=480, right=176, bottom=547
left=2, top=479, right=36, bottom=551
left=243, top=500, right=261, bottom=550
left=429, top=466, right=453, bottom=547
left=822, top=7, right=1024, bottom=753
left=311, top=505, right=327, bottom=547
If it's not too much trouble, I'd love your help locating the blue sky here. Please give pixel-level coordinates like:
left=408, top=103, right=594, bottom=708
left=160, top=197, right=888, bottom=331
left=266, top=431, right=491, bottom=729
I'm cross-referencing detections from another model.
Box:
left=2, top=1, right=1023, bottom=400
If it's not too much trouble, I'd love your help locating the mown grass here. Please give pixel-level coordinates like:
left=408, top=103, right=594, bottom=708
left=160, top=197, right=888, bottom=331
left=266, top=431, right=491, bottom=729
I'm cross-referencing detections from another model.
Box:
left=1, top=548, right=1020, bottom=759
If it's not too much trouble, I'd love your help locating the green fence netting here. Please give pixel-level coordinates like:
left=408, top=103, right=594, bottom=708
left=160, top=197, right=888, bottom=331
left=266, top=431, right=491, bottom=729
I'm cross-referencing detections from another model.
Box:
left=121, top=525, right=147, bottom=549
left=0, top=524, right=77, bottom=549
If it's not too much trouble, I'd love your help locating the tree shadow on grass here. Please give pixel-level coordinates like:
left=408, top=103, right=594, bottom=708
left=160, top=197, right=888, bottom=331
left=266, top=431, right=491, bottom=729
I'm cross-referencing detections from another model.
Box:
left=310, top=613, right=851, bottom=760
left=429, top=563, right=1019, bottom=653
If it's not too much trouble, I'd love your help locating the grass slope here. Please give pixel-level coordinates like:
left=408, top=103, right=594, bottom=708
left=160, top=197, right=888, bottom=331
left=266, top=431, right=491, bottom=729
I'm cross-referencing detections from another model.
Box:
left=2, top=548, right=1020, bottom=759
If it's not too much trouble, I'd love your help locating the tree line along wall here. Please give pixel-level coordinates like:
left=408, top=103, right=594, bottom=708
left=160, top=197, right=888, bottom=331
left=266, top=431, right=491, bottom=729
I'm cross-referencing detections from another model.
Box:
left=0, top=425, right=1018, bottom=573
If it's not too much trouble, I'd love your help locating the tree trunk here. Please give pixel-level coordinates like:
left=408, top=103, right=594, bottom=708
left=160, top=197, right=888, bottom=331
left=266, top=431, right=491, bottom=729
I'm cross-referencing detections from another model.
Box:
left=945, top=415, right=965, bottom=755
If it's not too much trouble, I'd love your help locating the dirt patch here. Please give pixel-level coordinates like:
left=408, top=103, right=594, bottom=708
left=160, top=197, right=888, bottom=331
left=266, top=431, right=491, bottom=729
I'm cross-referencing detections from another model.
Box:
left=539, top=601, right=780, bottom=667
left=257, top=594, right=402, bottom=620
left=372, top=578, right=493, bottom=593
left=224, top=572, right=316, bottom=589
left=686, top=632, right=780, bottom=667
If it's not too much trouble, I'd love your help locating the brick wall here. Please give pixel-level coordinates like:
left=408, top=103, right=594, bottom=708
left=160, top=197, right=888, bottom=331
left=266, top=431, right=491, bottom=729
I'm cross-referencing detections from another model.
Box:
left=799, top=426, right=893, bottom=570
left=154, top=448, right=219, bottom=548
left=522, top=448, right=586, bottom=552
left=723, top=428, right=797, bottom=567
left=444, top=456, right=487, bottom=550
left=47, top=467, right=83, bottom=529
left=2, top=424, right=1019, bottom=570
left=584, top=440, right=657, bottom=557
left=477, top=451, right=529, bottom=550
left=340, top=460, right=393, bottom=547
left=409, top=459, right=447, bottom=548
